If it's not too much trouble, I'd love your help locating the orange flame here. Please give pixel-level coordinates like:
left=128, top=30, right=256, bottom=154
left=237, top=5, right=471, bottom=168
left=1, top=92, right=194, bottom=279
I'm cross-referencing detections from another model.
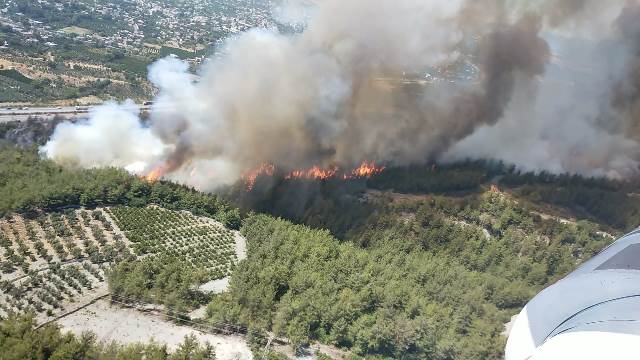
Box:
left=144, top=164, right=169, bottom=183
left=347, top=161, right=386, bottom=178
left=284, top=165, right=339, bottom=180
left=242, top=161, right=385, bottom=191
left=243, top=163, right=276, bottom=191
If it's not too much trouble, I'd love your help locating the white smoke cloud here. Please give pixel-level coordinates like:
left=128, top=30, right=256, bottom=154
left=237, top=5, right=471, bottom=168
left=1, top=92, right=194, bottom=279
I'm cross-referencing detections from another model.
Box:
left=272, top=0, right=314, bottom=27
left=41, top=100, right=168, bottom=171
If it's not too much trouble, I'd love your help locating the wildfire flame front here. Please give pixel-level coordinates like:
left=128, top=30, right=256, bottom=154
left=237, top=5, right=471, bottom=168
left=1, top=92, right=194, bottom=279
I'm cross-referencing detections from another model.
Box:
left=242, top=161, right=385, bottom=191
left=243, top=163, right=276, bottom=191
left=144, top=164, right=169, bottom=183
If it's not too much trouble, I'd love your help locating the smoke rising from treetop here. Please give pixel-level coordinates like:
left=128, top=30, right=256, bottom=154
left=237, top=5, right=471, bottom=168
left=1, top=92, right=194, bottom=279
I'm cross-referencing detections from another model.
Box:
left=41, top=0, right=640, bottom=190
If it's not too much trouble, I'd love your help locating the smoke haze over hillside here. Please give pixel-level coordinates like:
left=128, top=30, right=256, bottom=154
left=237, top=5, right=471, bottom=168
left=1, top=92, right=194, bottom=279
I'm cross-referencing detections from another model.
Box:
left=41, top=0, right=640, bottom=190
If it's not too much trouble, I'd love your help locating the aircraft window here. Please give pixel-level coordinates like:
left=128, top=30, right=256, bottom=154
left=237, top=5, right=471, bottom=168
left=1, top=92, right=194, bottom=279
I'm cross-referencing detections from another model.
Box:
left=596, top=244, right=640, bottom=271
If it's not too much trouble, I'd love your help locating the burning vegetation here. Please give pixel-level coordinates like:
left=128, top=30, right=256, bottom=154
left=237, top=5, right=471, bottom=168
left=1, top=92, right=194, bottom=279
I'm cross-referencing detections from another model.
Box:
left=243, top=161, right=385, bottom=191
left=285, top=165, right=339, bottom=181
left=242, top=163, right=276, bottom=191
left=143, top=164, right=170, bottom=183
left=347, top=161, right=386, bottom=178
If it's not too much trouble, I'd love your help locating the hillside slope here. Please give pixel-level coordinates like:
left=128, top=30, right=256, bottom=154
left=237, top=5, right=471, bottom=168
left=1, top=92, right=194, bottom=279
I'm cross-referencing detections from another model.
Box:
left=212, top=184, right=615, bottom=359
left=0, top=145, right=635, bottom=359
left=218, top=162, right=636, bottom=358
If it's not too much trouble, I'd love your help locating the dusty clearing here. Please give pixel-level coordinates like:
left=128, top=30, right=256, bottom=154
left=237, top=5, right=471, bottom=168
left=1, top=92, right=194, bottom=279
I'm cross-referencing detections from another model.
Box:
left=272, top=341, right=351, bottom=360
left=58, top=299, right=252, bottom=359
left=234, top=231, right=247, bottom=261
left=199, top=277, right=230, bottom=294
left=0, top=56, right=129, bottom=86
left=59, top=26, right=93, bottom=35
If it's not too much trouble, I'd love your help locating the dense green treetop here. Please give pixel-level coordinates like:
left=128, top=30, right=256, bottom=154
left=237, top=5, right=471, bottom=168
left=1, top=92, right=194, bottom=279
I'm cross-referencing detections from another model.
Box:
left=0, top=145, right=240, bottom=229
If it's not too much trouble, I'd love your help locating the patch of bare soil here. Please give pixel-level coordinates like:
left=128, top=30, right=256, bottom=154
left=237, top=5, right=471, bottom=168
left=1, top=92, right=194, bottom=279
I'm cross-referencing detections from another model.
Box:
left=57, top=299, right=253, bottom=360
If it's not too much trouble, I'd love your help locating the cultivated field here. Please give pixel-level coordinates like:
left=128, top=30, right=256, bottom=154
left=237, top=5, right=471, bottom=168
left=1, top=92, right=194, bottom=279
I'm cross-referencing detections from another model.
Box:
left=0, top=206, right=242, bottom=322
left=106, top=206, right=240, bottom=279
left=0, top=208, right=131, bottom=321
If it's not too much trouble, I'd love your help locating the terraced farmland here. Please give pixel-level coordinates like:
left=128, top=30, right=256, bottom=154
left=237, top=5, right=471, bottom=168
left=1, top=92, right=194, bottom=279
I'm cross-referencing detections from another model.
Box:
left=106, top=206, right=240, bottom=280
left=0, top=208, right=133, bottom=320
left=0, top=206, right=241, bottom=321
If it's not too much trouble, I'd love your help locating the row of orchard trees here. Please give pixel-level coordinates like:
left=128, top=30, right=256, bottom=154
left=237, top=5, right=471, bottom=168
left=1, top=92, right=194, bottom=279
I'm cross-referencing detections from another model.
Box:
left=106, top=206, right=237, bottom=279
left=0, top=262, right=104, bottom=316
left=1, top=209, right=133, bottom=275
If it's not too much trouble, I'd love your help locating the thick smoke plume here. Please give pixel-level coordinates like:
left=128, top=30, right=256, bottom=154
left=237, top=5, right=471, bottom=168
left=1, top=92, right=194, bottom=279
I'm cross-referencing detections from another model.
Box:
left=444, top=0, right=640, bottom=178
left=42, top=0, right=640, bottom=189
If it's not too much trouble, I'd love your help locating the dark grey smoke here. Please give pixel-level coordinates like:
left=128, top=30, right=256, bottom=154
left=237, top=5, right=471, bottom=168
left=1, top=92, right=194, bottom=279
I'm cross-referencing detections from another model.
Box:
left=300, top=10, right=552, bottom=167
left=478, top=14, right=550, bottom=126
left=610, top=3, right=640, bottom=139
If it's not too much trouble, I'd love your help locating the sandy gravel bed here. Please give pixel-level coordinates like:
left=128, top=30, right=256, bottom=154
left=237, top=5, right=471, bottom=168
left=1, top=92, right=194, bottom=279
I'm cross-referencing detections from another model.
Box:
left=199, top=277, right=230, bottom=294
left=234, top=232, right=247, bottom=261
left=57, top=299, right=252, bottom=360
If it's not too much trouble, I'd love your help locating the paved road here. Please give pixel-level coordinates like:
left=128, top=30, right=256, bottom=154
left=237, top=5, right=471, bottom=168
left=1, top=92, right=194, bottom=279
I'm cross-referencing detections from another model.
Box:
left=0, top=104, right=154, bottom=122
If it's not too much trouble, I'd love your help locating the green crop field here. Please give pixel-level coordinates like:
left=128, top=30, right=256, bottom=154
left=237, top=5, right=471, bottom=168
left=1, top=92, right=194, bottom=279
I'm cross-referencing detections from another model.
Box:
left=106, top=206, right=239, bottom=280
